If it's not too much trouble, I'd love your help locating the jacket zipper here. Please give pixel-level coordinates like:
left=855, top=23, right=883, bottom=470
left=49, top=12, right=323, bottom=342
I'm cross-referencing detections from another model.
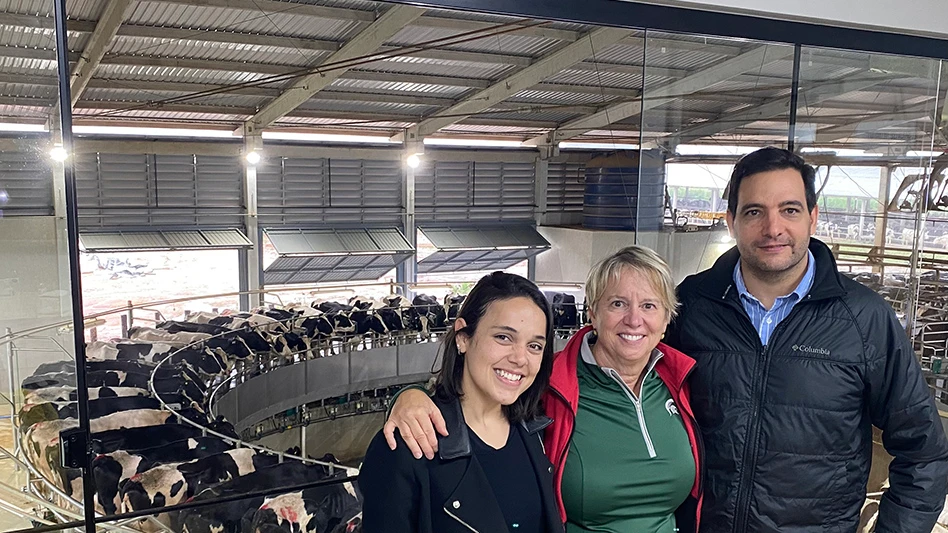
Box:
left=444, top=506, right=479, bottom=533
left=681, top=365, right=705, bottom=500
left=732, top=296, right=812, bottom=533
left=606, top=368, right=657, bottom=458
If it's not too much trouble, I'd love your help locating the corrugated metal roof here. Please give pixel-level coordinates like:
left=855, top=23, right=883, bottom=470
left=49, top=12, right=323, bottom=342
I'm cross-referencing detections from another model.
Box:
left=301, top=98, right=435, bottom=114
left=389, top=25, right=559, bottom=57
left=0, top=82, right=56, bottom=99
left=510, top=89, right=617, bottom=105
left=547, top=68, right=643, bottom=89
left=328, top=77, right=470, bottom=97
left=0, top=0, right=54, bottom=15
left=374, top=55, right=516, bottom=77
left=0, top=0, right=928, bottom=148
left=94, top=63, right=271, bottom=85
left=128, top=1, right=366, bottom=41
left=0, top=56, right=57, bottom=74
left=107, top=37, right=326, bottom=66
left=0, top=25, right=57, bottom=49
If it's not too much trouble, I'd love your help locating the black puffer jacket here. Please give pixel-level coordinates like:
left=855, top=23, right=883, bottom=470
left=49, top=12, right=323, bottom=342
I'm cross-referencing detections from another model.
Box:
left=666, top=238, right=948, bottom=533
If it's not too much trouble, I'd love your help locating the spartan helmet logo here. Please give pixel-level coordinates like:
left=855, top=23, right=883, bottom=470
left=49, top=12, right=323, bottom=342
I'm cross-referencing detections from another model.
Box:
left=665, top=399, right=679, bottom=417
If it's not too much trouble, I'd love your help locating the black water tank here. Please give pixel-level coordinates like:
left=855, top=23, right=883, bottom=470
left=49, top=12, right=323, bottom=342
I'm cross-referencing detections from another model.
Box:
left=583, top=150, right=665, bottom=231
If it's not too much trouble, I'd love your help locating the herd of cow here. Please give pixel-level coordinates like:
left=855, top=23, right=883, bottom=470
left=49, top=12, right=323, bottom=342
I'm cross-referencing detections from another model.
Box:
left=17, top=291, right=585, bottom=532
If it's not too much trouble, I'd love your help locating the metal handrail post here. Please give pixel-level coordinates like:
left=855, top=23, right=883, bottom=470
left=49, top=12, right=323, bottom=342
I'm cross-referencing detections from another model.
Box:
left=5, top=328, right=20, bottom=464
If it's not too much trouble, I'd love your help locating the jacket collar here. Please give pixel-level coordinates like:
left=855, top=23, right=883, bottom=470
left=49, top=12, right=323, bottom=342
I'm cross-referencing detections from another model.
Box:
left=434, top=395, right=552, bottom=461
left=696, top=238, right=846, bottom=302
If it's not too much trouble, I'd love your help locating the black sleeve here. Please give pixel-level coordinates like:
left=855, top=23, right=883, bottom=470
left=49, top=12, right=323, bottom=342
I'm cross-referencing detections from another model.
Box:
left=359, top=429, right=424, bottom=533
left=664, top=284, right=688, bottom=351
left=868, top=307, right=948, bottom=533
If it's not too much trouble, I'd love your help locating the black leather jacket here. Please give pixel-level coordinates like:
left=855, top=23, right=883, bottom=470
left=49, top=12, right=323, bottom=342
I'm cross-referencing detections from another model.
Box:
left=666, top=238, right=948, bottom=533
left=360, top=396, right=562, bottom=533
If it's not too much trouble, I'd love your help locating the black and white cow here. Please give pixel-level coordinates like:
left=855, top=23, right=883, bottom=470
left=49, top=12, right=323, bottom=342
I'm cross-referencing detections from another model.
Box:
left=91, top=424, right=222, bottom=455
left=249, top=483, right=362, bottom=533
left=209, top=313, right=288, bottom=334
left=24, top=386, right=149, bottom=405
left=121, top=448, right=280, bottom=511
left=177, top=461, right=357, bottom=533
left=407, top=294, right=447, bottom=338
left=444, top=294, right=466, bottom=326
left=92, top=437, right=233, bottom=515
left=18, top=396, right=162, bottom=430
left=127, top=326, right=211, bottom=347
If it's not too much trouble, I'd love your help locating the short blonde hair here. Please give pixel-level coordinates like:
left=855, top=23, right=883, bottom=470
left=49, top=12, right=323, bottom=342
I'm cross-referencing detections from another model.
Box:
left=585, top=245, right=679, bottom=321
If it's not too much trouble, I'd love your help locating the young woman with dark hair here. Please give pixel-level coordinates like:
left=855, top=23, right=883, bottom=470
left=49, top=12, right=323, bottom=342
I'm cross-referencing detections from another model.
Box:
left=359, top=271, right=562, bottom=533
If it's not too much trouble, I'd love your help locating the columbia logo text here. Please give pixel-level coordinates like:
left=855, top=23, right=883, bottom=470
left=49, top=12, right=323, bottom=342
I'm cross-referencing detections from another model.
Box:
left=792, top=344, right=831, bottom=355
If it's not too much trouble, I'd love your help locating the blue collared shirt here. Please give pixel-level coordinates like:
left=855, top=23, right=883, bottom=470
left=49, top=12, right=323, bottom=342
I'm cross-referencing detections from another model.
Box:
left=733, top=250, right=816, bottom=346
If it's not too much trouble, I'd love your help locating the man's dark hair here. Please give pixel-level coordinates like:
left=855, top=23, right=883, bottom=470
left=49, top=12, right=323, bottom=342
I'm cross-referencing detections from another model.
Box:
left=726, top=147, right=817, bottom=215
left=434, top=271, right=554, bottom=424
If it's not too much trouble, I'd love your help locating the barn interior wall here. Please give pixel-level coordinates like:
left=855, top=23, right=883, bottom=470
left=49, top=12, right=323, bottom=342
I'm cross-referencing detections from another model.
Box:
left=535, top=226, right=733, bottom=285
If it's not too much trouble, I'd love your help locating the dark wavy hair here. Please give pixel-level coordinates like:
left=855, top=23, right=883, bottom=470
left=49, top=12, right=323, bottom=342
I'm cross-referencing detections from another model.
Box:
left=726, top=147, right=817, bottom=215
left=433, top=271, right=554, bottom=424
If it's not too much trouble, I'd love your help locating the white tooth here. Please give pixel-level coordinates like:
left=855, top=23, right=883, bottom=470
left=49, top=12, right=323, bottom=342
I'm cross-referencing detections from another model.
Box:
left=495, top=369, right=522, bottom=381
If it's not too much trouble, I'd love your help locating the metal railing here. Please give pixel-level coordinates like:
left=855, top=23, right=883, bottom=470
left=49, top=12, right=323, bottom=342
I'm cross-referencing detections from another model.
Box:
left=5, top=278, right=925, bottom=532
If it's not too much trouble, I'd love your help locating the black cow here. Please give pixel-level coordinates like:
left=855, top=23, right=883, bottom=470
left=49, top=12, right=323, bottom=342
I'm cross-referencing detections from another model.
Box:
left=547, top=292, right=579, bottom=333
left=377, top=307, right=404, bottom=333
left=350, top=310, right=387, bottom=337
left=34, top=360, right=75, bottom=375
left=205, top=335, right=254, bottom=360
left=91, top=416, right=236, bottom=454
left=158, top=320, right=231, bottom=336
left=22, top=371, right=75, bottom=391
left=316, top=301, right=354, bottom=315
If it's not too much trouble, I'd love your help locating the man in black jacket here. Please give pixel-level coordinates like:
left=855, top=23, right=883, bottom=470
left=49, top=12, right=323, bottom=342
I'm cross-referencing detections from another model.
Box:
left=665, top=147, right=948, bottom=533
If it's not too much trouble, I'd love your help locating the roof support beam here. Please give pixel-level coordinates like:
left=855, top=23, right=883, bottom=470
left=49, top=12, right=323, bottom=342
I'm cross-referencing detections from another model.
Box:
left=391, top=27, right=631, bottom=142
left=243, top=5, right=425, bottom=134
left=70, top=0, right=132, bottom=106
left=662, top=74, right=895, bottom=147
left=525, top=44, right=794, bottom=146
